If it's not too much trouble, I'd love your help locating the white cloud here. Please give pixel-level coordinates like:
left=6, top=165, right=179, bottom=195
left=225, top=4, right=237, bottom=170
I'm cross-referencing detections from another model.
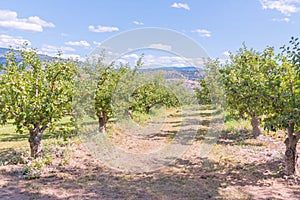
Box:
left=272, top=17, right=290, bottom=22
left=171, top=2, right=190, bottom=10
left=60, top=54, right=82, bottom=61
left=260, top=0, right=300, bottom=16
left=123, top=53, right=140, bottom=60
left=143, top=55, right=201, bottom=68
left=0, top=10, right=55, bottom=32
left=39, top=44, right=83, bottom=60
left=223, top=51, right=231, bottom=57
left=218, top=58, right=230, bottom=65
left=192, top=29, right=212, bottom=37
left=117, top=53, right=192, bottom=68
left=40, top=44, right=75, bottom=53
left=65, top=40, right=90, bottom=47
left=60, top=33, right=69, bottom=37
left=133, top=21, right=144, bottom=25
left=88, top=25, right=119, bottom=33
left=155, top=56, right=188, bottom=67
left=188, top=58, right=206, bottom=67
left=93, top=41, right=102, bottom=46
left=148, top=43, right=172, bottom=51
left=27, top=16, right=55, bottom=28
left=0, top=34, right=31, bottom=48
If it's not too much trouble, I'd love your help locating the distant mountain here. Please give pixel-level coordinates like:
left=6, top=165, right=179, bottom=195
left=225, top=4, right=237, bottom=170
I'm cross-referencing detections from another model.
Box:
left=140, top=66, right=205, bottom=81
left=0, top=47, right=9, bottom=54
left=140, top=66, right=205, bottom=91
left=0, top=48, right=9, bottom=64
left=0, top=47, right=204, bottom=90
left=143, top=66, right=202, bottom=71
left=0, top=47, right=30, bottom=65
left=0, top=47, right=54, bottom=65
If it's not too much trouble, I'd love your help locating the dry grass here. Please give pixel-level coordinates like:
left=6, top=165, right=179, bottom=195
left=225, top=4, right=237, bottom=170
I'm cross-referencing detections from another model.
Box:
left=1, top=107, right=300, bottom=199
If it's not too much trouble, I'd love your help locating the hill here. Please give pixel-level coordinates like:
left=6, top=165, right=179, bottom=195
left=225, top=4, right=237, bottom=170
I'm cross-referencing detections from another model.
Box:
left=0, top=47, right=53, bottom=65
left=0, top=48, right=9, bottom=64
left=140, top=66, right=204, bottom=91
left=0, top=48, right=203, bottom=90
left=141, top=66, right=205, bottom=81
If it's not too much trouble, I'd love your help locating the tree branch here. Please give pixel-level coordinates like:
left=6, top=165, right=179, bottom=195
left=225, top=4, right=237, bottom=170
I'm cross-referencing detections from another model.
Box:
left=245, top=110, right=254, bottom=117
left=41, top=123, right=51, bottom=132
left=50, top=71, right=61, bottom=92
left=287, top=122, right=295, bottom=140
left=35, top=76, right=39, bottom=98
left=8, top=110, right=18, bottom=118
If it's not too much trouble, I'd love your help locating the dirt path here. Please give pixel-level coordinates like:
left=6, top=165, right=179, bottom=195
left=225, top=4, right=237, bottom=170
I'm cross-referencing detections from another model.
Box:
left=82, top=106, right=221, bottom=173
left=1, top=106, right=300, bottom=199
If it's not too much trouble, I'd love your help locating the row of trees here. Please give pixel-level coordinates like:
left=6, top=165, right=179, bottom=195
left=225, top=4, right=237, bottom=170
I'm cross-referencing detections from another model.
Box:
left=0, top=46, right=181, bottom=158
left=3, top=39, right=297, bottom=175
left=76, top=55, right=180, bottom=133
left=197, top=37, right=299, bottom=175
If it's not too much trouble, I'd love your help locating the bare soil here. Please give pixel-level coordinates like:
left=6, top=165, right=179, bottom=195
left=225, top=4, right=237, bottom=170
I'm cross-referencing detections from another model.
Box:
left=1, top=108, right=300, bottom=199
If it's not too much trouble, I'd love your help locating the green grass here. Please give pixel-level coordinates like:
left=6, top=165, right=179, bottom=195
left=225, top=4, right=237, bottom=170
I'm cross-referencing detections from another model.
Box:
left=116, top=106, right=170, bottom=129
left=0, top=117, right=77, bottom=151
left=0, top=122, right=79, bottom=166
left=0, top=121, right=30, bottom=150
left=132, top=111, right=152, bottom=125
left=134, top=106, right=168, bottom=124
left=224, top=118, right=252, bottom=133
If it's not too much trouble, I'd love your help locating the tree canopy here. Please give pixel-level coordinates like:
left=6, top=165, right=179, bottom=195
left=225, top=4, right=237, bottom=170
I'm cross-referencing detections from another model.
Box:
left=0, top=45, right=77, bottom=158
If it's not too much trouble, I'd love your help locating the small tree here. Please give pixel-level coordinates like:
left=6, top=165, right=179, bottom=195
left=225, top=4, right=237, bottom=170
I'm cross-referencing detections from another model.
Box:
left=0, top=46, right=77, bottom=158
left=263, top=37, right=300, bottom=175
left=195, top=79, right=211, bottom=105
left=220, top=46, right=275, bottom=138
left=130, top=82, right=179, bottom=114
left=95, top=61, right=129, bottom=133
left=195, top=60, right=224, bottom=106
left=81, top=55, right=143, bottom=133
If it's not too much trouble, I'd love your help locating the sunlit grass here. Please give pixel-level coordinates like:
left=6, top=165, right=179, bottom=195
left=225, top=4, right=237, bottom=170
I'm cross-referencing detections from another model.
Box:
left=0, top=117, right=76, bottom=151
left=224, top=118, right=251, bottom=133
left=0, top=121, right=29, bottom=150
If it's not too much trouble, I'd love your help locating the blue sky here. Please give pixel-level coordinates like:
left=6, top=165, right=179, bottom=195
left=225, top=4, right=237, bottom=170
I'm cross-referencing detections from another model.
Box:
left=0, top=0, right=300, bottom=65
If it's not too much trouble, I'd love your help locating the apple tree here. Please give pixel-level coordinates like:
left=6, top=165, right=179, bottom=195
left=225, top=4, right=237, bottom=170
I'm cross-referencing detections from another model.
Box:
left=80, top=55, right=143, bottom=133
left=263, top=37, right=300, bottom=175
left=0, top=46, right=77, bottom=158
left=220, top=46, right=276, bottom=138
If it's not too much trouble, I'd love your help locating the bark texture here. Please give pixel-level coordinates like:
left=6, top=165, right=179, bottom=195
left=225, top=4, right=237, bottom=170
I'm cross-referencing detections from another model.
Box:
left=98, top=111, right=108, bottom=134
left=29, top=129, right=43, bottom=158
left=284, top=123, right=300, bottom=175
left=251, top=116, right=261, bottom=138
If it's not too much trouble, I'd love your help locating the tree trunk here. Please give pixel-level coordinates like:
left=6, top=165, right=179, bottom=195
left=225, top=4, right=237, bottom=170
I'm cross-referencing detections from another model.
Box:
left=29, top=128, right=43, bottom=158
left=145, top=105, right=151, bottom=114
left=98, top=111, right=108, bottom=134
left=251, top=116, right=261, bottom=138
left=124, top=107, right=133, bottom=119
left=284, top=124, right=300, bottom=175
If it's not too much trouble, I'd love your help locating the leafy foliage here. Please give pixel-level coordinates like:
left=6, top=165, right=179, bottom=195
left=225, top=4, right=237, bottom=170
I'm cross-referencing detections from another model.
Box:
left=130, top=81, right=179, bottom=114
left=195, top=78, right=212, bottom=105
left=218, top=38, right=300, bottom=174
left=77, top=54, right=143, bottom=133
left=221, top=46, right=271, bottom=118
left=263, top=38, right=300, bottom=134
left=195, top=60, right=224, bottom=106
left=219, top=46, right=279, bottom=137
left=0, top=45, right=77, bottom=157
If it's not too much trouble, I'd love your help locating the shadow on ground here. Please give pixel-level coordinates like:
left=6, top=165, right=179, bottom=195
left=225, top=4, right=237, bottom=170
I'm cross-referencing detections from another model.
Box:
left=1, top=151, right=295, bottom=200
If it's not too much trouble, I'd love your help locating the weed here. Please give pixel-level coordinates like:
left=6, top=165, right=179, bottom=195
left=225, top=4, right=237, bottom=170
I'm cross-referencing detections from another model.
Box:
left=0, top=148, right=29, bottom=166
left=22, top=155, right=52, bottom=179
left=59, top=145, right=72, bottom=166
left=132, top=112, right=151, bottom=125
